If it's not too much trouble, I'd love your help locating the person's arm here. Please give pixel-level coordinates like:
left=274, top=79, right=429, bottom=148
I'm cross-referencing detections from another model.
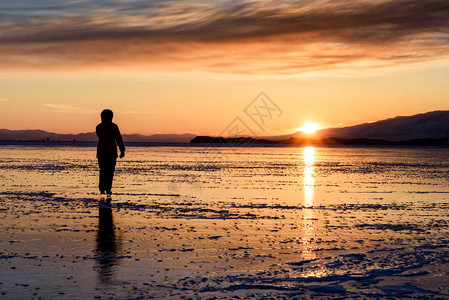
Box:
left=96, top=124, right=101, bottom=138
left=115, top=125, right=125, bottom=158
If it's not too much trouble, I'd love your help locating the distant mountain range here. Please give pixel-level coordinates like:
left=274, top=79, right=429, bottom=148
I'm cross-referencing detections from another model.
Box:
left=306, top=110, right=449, bottom=141
left=0, top=129, right=196, bottom=143
left=191, top=110, right=449, bottom=146
left=2, top=110, right=449, bottom=145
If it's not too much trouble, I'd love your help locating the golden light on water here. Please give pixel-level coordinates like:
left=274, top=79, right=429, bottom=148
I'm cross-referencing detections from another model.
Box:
left=303, top=146, right=315, bottom=207
left=302, top=146, right=316, bottom=261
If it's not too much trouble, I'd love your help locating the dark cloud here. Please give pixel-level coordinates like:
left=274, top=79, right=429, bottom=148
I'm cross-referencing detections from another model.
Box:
left=0, top=0, right=448, bottom=73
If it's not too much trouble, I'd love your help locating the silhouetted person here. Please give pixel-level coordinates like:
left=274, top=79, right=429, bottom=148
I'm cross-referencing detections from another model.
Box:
left=95, top=206, right=121, bottom=282
left=96, top=109, right=125, bottom=197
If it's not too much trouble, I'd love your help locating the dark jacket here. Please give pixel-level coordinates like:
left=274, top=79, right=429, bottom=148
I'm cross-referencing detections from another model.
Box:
left=96, top=122, right=125, bottom=158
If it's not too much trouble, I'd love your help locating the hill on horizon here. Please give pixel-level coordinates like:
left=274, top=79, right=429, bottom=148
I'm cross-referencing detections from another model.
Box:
left=291, top=110, right=449, bottom=142
left=0, top=129, right=196, bottom=143
left=2, top=110, right=449, bottom=143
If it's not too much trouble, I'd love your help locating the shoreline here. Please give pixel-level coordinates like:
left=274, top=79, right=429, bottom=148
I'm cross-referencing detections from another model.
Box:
left=1, top=140, right=449, bottom=149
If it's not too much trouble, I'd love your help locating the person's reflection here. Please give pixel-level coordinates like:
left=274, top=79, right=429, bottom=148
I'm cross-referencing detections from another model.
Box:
left=95, top=206, right=122, bottom=282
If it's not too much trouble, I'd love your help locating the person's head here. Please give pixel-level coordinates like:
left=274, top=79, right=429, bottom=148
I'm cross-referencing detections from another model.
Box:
left=101, top=109, right=113, bottom=123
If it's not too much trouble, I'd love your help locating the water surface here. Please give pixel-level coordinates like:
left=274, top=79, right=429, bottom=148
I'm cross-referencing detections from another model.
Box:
left=1, top=145, right=449, bottom=298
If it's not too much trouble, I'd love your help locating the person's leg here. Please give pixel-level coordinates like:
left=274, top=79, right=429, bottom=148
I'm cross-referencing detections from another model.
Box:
left=105, top=157, right=117, bottom=195
left=98, top=157, right=106, bottom=194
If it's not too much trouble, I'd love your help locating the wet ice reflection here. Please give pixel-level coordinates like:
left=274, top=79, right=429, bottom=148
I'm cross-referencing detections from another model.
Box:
left=95, top=206, right=122, bottom=283
left=302, top=147, right=316, bottom=260
left=303, top=146, right=315, bottom=208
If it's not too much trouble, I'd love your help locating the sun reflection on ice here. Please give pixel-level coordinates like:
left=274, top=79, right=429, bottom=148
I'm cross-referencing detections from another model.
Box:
left=302, top=146, right=316, bottom=261
left=304, top=146, right=315, bottom=208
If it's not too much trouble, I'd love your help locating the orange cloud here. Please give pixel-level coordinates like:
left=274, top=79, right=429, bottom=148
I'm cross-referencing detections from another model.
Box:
left=43, top=103, right=97, bottom=113
left=1, top=0, right=448, bottom=74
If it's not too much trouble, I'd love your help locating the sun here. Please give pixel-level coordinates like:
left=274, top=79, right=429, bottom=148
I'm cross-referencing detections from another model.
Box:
left=299, top=122, right=320, bottom=134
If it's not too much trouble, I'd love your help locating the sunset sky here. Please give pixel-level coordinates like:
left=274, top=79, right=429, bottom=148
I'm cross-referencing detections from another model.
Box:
left=0, top=0, right=448, bottom=136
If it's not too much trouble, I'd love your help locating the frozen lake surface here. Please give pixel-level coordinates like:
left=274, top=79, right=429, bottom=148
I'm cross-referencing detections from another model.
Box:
left=1, top=145, right=449, bottom=298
